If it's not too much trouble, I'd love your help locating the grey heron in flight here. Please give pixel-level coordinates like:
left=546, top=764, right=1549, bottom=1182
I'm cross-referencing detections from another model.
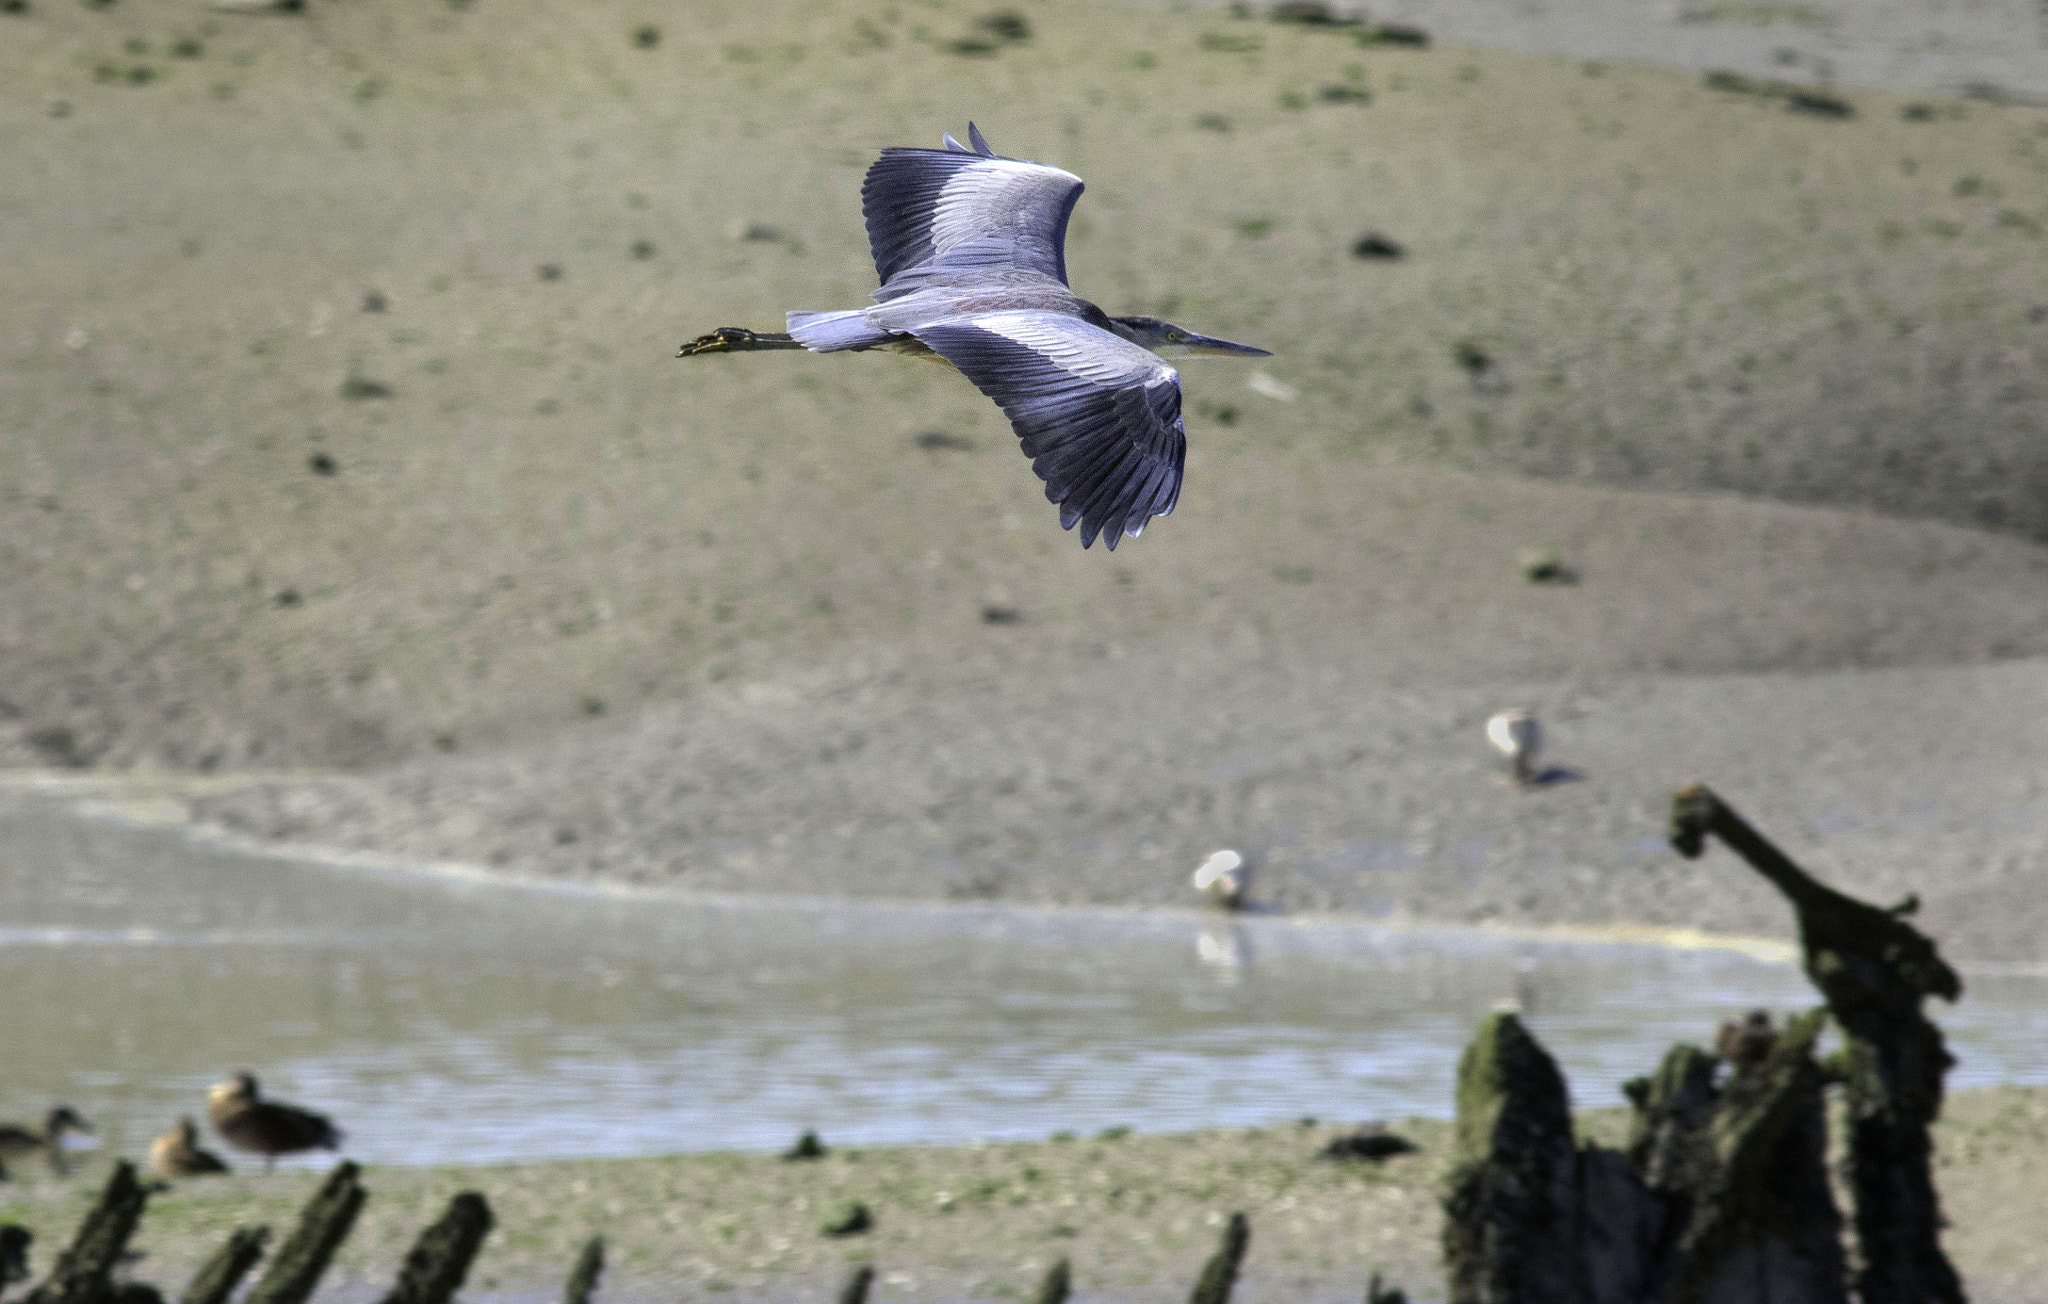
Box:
left=679, top=122, right=1271, bottom=550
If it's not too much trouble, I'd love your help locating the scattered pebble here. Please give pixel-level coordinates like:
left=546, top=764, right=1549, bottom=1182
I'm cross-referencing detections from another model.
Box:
left=1318, top=1127, right=1419, bottom=1162
left=782, top=1130, right=827, bottom=1161
left=339, top=377, right=393, bottom=399
left=1350, top=231, right=1404, bottom=260
left=629, top=240, right=655, bottom=260
left=1269, top=1, right=1358, bottom=26
left=308, top=452, right=338, bottom=476
left=819, top=1200, right=871, bottom=1237
left=980, top=605, right=1021, bottom=625
left=1355, top=22, right=1429, bottom=46
left=913, top=430, right=974, bottom=451
left=361, top=290, right=388, bottom=313
left=631, top=25, right=659, bottom=48
left=1517, top=546, right=1575, bottom=584
left=536, top=263, right=563, bottom=281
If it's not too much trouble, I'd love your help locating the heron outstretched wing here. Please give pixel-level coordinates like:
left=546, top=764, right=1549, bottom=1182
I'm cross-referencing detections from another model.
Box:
left=862, top=123, right=1085, bottom=291
left=914, top=310, right=1185, bottom=550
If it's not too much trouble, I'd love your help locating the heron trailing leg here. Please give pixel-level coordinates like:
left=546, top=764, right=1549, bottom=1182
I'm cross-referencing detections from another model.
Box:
left=676, top=328, right=807, bottom=357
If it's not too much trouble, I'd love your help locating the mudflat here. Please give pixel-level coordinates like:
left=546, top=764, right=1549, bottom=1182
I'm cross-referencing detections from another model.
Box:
left=6, top=0, right=2048, bottom=953
left=2, top=1088, right=2044, bottom=1304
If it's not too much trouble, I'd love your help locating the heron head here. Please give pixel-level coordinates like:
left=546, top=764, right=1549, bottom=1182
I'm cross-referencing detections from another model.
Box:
left=1109, top=315, right=1271, bottom=360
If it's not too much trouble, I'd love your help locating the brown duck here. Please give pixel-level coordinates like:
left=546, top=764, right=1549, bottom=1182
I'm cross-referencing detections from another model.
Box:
left=0, top=1106, right=91, bottom=1172
left=207, top=1073, right=342, bottom=1168
left=151, top=1117, right=230, bottom=1177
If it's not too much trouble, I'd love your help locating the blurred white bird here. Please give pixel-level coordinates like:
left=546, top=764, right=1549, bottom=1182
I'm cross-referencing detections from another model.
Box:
left=1485, top=708, right=1543, bottom=785
left=1192, top=849, right=1249, bottom=909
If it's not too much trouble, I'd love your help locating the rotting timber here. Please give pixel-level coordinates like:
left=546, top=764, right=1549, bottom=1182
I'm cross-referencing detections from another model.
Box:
left=10, top=1160, right=1411, bottom=1304
left=1672, top=783, right=1965, bottom=1304
left=1441, top=783, right=1965, bottom=1303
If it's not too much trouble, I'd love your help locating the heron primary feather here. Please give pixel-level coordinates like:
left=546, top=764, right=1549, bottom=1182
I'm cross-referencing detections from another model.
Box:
left=680, top=122, right=1270, bottom=550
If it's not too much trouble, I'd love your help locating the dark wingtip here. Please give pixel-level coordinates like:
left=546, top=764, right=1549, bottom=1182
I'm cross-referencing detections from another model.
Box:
left=967, top=122, right=994, bottom=157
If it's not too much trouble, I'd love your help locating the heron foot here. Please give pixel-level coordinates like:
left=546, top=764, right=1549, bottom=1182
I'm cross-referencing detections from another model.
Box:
left=677, top=327, right=803, bottom=357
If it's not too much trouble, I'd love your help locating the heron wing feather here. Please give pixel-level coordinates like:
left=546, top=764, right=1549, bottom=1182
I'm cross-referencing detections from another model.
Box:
left=863, top=146, right=1084, bottom=288
left=913, top=311, right=1185, bottom=550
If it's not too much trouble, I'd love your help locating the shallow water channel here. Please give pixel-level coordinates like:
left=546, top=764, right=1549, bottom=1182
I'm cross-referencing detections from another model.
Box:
left=3, top=793, right=2046, bottom=1169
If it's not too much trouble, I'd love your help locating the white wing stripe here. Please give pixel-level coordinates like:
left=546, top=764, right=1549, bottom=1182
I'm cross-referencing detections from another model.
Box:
left=929, top=160, right=1083, bottom=261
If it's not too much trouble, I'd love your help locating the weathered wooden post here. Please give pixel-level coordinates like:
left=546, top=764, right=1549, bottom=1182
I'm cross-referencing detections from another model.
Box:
left=179, top=1227, right=270, bottom=1304
left=560, top=1237, right=603, bottom=1304
left=378, top=1193, right=492, bottom=1304
left=1625, top=1011, right=1847, bottom=1303
left=1671, top=784, right=1965, bottom=1304
left=1441, top=1013, right=1589, bottom=1304
left=24, top=1161, right=149, bottom=1304
left=1, top=1225, right=33, bottom=1292
left=1188, top=1212, right=1248, bottom=1304
left=835, top=1265, right=874, bottom=1304
left=242, top=1162, right=368, bottom=1304
left=1033, top=1256, right=1071, bottom=1304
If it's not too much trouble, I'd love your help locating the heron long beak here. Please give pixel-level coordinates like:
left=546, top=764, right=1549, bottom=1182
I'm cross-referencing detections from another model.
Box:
left=1184, top=333, right=1271, bottom=358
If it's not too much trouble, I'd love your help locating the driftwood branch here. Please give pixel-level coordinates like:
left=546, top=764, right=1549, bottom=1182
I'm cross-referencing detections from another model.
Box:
left=1671, top=784, right=1964, bottom=1304
left=377, top=1193, right=492, bottom=1304
left=24, top=1161, right=149, bottom=1304
left=243, top=1163, right=368, bottom=1304
left=178, top=1227, right=270, bottom=1304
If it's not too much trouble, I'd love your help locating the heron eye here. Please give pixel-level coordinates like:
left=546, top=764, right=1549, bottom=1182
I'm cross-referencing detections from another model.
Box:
left=1167, top=330, right=1185, bottom=343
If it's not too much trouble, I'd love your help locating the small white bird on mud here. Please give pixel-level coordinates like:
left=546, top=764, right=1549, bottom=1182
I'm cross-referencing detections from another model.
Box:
left=1192, top=849, right=1249, bottom=909
left=1485, top=709, right=1543, bottom=785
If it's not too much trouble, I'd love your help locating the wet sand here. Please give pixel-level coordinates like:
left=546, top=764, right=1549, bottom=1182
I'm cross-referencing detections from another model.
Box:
left=2, top=1088, right=2045, bottom=1304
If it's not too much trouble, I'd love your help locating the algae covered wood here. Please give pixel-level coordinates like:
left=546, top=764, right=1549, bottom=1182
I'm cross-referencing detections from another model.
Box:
left=1441, top=1012, right=1589, bottom=1304
left=178, top=1227, right=269, bottom=1304
left=378, top=1192, right=492, bottom=1304
left=1671, top=784, right=1964, bottom=1304
left=242, top=1162, right=367, bottom=1304
left=23, top=1161, right=149, bottom=1304
left=1665, top=1011, right=1846, bottom=1304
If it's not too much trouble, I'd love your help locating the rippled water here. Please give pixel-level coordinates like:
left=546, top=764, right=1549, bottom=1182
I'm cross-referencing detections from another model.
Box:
left=3, top=793, right=2044, bottom=1168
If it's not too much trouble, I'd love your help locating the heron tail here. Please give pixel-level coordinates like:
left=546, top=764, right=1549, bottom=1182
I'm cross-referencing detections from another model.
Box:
left=786, top=309, right=893, bottom=354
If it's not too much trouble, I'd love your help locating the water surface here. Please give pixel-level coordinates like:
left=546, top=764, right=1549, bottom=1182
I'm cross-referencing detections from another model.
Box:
left=2, top=794, right=2044, bottom=1168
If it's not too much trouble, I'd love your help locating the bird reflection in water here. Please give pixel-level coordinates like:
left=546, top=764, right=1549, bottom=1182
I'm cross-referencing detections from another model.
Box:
left=1197, top=918, right=1255, bottom=983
